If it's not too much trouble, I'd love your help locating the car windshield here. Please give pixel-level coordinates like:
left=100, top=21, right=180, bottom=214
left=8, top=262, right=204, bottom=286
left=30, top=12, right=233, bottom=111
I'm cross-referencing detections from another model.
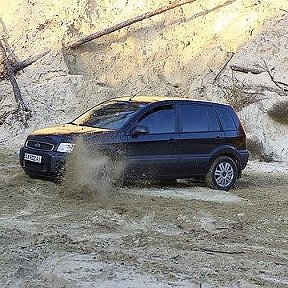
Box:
left=72, top=100, right=148, bottom=130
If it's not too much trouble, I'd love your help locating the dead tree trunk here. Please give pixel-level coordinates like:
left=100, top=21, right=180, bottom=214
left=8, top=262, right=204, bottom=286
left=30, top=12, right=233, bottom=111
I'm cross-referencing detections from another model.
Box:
left=0, top=40, right=30, bottom=126
left=5, top=60, right=28, bottom=111
left=0, top=16, right=32, bottom=126
left=67, top=0, right=197, bottom=49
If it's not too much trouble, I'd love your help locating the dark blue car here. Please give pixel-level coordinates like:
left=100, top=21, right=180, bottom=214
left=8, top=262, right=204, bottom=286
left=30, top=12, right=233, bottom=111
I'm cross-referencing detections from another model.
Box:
left=19, top=96, right=249, bottom=190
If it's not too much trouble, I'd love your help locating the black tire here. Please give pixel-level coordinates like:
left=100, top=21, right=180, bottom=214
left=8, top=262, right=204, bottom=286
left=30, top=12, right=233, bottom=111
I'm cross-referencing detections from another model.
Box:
left=205, top=156, right=237, bottom=191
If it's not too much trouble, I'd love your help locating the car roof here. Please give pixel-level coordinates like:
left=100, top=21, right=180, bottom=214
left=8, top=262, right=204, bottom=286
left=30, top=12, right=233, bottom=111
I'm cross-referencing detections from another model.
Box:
left=115, top=96, right=187, bottom=103
left=113, top=96, right=228, bottom=106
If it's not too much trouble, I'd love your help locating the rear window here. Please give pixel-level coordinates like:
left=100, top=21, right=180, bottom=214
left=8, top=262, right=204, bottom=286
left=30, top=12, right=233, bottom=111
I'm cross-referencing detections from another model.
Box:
left=207, top=106, right=221, bottom=131
left=216, top=106, right=237, bottom=131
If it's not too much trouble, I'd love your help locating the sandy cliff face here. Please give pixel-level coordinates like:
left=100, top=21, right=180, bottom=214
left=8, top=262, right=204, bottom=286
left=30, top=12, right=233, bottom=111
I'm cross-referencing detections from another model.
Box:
left=0, top=0, right=287, bottom=160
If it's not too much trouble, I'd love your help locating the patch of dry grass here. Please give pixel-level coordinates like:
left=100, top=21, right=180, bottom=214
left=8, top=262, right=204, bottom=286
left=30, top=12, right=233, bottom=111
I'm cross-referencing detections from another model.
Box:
left=220, top=79, right=263, bottom=112
left=225, top=87, right=258, bottom=112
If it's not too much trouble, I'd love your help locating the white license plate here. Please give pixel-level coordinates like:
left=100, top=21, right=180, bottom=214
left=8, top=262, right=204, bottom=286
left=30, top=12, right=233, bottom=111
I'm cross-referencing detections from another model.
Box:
left=24, top=153, right=42, bottom=164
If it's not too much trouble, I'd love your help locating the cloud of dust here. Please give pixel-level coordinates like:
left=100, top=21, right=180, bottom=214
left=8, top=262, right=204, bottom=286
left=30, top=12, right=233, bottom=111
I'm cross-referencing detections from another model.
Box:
left=59, top=137, right=124, bottom=202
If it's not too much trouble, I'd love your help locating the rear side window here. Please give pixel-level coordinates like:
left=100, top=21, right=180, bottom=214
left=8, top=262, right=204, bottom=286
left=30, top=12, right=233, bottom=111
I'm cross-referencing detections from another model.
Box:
left=138, top=105, right=175, bottom=133
left=207, top=106, right=221, bottom=132
left=180, top=104, right=209, bottom=132
left=216, top=106, right=237, bottom=131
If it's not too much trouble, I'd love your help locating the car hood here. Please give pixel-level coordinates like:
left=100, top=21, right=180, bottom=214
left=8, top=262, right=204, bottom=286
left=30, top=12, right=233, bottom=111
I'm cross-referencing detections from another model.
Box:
left=31, top=124, right=112, bottom=136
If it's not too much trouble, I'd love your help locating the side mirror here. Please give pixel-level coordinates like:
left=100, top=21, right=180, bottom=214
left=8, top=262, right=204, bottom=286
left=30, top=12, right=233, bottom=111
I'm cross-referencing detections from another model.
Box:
left=132, top=125, right=149, bottom=136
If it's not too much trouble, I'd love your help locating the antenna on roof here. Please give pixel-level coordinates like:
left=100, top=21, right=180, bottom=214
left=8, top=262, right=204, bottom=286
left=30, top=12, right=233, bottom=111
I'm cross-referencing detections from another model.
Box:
left=129, top=86, right=146, bottom=101
left=129, top=94, right=137, bottom=101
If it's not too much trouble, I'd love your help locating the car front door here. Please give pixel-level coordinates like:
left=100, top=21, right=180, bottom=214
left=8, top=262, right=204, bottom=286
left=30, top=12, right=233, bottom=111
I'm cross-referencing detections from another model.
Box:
left=179, top=104, right=225, bottom=176
left=126, top=104, right=180, bottom=179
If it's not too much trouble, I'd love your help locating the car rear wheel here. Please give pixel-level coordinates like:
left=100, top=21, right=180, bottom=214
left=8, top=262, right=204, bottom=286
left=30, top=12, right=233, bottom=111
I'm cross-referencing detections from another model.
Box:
left=205, top=156, right=237, bottom=191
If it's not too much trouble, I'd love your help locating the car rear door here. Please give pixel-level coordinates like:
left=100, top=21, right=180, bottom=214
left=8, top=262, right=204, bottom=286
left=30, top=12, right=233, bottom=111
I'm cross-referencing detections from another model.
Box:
left=126, top=104, right=180, bottom=178
left=179, top=103, right=225, bottom=176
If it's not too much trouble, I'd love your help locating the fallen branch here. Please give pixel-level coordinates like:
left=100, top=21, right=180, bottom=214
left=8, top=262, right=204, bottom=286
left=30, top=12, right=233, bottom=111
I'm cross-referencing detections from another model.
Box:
left=0, top=40, right=31, bottom=126
left=0, top=14, right=50, bottom=75
left=67, top=0, right=197, bottom=49
left=230, top=64, right=265, bottom=75
left=263, top=60, right=288, bottom=90
left=0, top=16, right=32, bottom=126
left=12, top=49, right=50, bottom=72
left=213, top=52, right=234, bottom=83
left=275, top=80, right=288, bottom=88
left=0, top=41, right=28, bottom=112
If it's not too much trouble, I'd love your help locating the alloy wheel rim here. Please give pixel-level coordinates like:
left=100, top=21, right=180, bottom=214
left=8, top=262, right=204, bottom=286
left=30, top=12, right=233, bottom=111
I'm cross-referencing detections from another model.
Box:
left=214, top=162, right=234, bottom=188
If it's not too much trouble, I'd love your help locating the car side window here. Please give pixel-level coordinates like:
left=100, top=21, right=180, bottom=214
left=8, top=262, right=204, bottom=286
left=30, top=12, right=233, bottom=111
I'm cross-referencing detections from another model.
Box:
left=138, top=105, right=176, bottom=133
left=207, top=106, right=221, bottom=132
left=180, top=104, right=209, bottom=132
left=216, top=106, right=237, bottom=131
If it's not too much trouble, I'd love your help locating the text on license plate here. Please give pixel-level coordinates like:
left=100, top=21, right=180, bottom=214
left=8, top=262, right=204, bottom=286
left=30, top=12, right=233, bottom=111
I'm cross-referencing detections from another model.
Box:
left=24, top=153, right=42, bottom=163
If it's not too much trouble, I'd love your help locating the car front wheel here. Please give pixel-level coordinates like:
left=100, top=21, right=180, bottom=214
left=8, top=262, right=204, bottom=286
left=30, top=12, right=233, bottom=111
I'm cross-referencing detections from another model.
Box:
left=205, top=156, right=237, bottom=191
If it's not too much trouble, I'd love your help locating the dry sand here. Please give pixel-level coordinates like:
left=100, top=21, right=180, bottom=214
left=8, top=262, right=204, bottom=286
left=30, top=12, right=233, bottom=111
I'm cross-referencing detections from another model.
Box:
left=1, top=148, right=287, bottom=287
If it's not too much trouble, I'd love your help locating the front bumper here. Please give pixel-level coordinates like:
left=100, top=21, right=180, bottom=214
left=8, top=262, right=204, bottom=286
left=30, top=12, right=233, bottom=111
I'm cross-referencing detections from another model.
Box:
left=19, top=147, right=65, bottom=178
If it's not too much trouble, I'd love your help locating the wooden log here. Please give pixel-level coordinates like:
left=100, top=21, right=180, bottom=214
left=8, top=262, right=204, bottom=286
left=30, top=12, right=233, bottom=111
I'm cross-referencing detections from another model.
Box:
left=230, top=64, right=265, bottom=75
left=67, top=0, right=197, bottom=49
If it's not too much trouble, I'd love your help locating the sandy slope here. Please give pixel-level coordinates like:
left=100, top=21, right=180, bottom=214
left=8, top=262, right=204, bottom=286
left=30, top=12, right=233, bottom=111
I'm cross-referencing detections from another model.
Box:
left=0, top=1, right=288, bottom=161
left=0, top=148, right=287, bottom=287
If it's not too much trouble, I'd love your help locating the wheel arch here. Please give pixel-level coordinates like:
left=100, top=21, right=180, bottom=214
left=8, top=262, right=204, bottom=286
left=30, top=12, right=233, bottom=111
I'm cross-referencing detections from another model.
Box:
left=209, top=146, right=242, bottom=177
left=90, top=143, right=127, bottom=162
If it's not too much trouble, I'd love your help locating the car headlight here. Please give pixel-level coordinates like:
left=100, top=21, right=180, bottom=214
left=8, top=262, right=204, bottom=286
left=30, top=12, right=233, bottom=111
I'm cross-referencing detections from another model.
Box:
left=57, top=143, right=75, bottom=153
